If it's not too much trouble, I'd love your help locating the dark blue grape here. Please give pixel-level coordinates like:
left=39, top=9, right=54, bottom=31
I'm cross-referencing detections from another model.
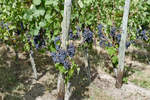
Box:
left=99, top=40, right=112, bottom=47
left=39, top=39, right=45, bottom=48
left=110, top=27, right=116, bottom=38
left=107, top=42, right=113, bottom=47
left=35, top=44, right=39, bottom=49
left=73, top=34, right=79, bottom=40
left=16, top=29, right=21, bottom=35
left=67, top=44, right=75, bottom=57
left=140, top=30, right=146, bottom=36
left=69, top=29, right=79, bottom=40
left=75, top=26, right=80, bottom=39
left=58, top=49, right=67, bottom=63
left=4, top=23, right=9, bottom=31
left=126, top=41, right=131, bottom=49
left=51, top=52, right=59, bottom=63
left=63, top=61, right=70, bottom=70
left=143, top=35, right=148, bottom=41
left=34, top=35, right=40, bottom=45
left=82, top=28, right=93, bottom=43
left=0, top=21, right=4, bottom=29
left=55, top=45, right=60, bottom=51
left=97, top=24, right=103, bottom=31
left=20, top=22, right=24, bottom=31
left=50, top=31, right=54, bottom=38
left=97, top=24, right=105, bottom=39
left=136, top=29, right=148, bottom=41
left=54, top=36, right=60, bottom=43
left=116, top=34, right=121, bottom=44
left=34, top=35, right=40, bottom=49
left=136, top=29, right=140, bottom=39
left=76, top=26, right=80, bottom=31
left=54, top=36, right=61, bottom=50
left=69, top=29, right=74, bottom=40
left=140, top=30, right=148, bottom=41
left=33, top=34, right=46, bottom=49
left=76, top=31, right=80, bottom=37
left=99, top=40, right=106, bottom=47
left=74, top=31, right=80, bottom=40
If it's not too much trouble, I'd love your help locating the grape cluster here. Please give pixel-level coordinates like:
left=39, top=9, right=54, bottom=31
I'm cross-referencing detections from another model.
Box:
left=136, top=29, right=148, bottom=41
left=16, top=29, right=21, bottom=35
left=109, top=27, right=121, bottom=45
left=98, top=24, right=112, bottom=47
left=34, top=35, right=45, bottom=49
left=110, top=27, right=116, bottom=40
left=69, top=26, right=80, bottom=40
left=33, top=28, right=46, bottom=49
left=114, top=32, right=132, bottom=49
left=98, top=25, right=132, bottom=49
left=51, top=41, right=75, bottom=70
left=82, top=28, right=93, bottom=43
left=52, top=49, right=67, bottom=63
left=69, top=29, right=74, bottom=40
left=51, top=49, right=70, bottom=70
left=115, top=34, right=121, bottom=44
left=126, top=41, right=131, bottom=49
left=98, top=24, right=105, bottom=39
left=0, top=21, right=9, bottom=31
left=15, top=21, right=24, bottom=35
left=0, top=21, right=24, bottom=35
left=99, top=40, right=112, bottom=47
left=76, top=26, right=80, bottom=37
left=99, top=40, right=106, bottom=46
left=0, top=21, right=4, bottom=29
left=67, top=44, right=75, bottom=57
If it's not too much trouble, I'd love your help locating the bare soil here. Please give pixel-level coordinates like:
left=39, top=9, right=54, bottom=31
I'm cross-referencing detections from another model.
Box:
left=0, top=42, right=150, bottom=100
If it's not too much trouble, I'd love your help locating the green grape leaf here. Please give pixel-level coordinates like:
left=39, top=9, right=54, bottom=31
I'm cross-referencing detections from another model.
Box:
left=52, top=1, right=58, bottom=6
left=45, top=0, right=52, bottom=6
left=147, top=0, right=150, bottom=4
left=31, top=27, right=40, bottom=35
left=39, top=21, right=46, bottom=27
left=33, top=9, right=45, bottom=17
left=55, top=63, right=66, bottom=73
left=0, top=0, right=2, bottom=3
left=45, top=0, right=58, bottom=6
left=112, top=56, right=118, bottom=64
left=78, top=0, right=84, bottom=8
left=84, top=0, right=93, bottom=5
left=108, top=20, right=112, bottom=26
left=45, top=11, right=52, bottom=20
left=106, top=47, right=116, bottom=56
left=33, top=0, right=41, bottom=6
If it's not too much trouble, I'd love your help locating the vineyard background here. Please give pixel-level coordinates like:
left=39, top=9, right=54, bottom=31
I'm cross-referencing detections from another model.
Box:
left=0, top=0, right=150, bottom=100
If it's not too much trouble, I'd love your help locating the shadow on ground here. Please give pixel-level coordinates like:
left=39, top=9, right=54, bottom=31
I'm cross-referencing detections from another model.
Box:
left=128, top=40, right=150, bottom=64
left=70, top=46, right=111, bottom=100
left=0, top=44, right=57, bottom=99
left=24, top=83, right=45, bottom=100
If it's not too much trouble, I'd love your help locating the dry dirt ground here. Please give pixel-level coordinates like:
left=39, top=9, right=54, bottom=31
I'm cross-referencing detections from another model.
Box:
left=0, top=42, right=150, bottom=100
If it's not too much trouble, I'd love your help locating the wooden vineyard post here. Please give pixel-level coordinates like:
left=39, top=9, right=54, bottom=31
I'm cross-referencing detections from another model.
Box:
left=29, top=50, right=37, bottom=80
left=57, top=0, right=72, bottom=100
left=115, top=0, right=131, bottom=88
